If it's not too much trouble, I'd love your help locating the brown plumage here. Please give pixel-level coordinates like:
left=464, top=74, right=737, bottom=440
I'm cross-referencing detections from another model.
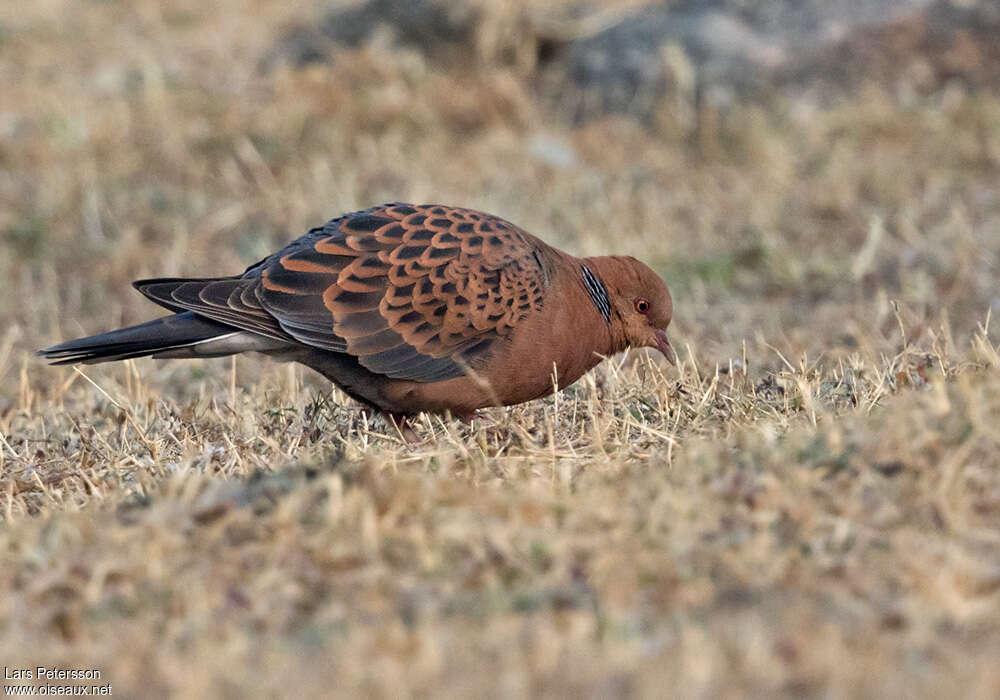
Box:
left=40, top=203, right=675, bottom=419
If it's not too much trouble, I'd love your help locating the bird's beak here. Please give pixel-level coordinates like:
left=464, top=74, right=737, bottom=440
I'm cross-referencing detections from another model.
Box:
left=653, top=329, right=676, bottom=366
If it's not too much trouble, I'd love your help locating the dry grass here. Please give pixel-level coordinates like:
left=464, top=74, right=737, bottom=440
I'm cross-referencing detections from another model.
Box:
left=1, top=0, right=999, bottom=697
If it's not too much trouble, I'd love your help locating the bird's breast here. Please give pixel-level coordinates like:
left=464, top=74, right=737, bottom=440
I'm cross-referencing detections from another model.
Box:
left=482, top=296, right=609, bottom=402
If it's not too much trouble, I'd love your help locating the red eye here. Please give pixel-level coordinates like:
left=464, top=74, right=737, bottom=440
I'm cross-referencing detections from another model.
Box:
left=634, top=298, right=649, bottom=314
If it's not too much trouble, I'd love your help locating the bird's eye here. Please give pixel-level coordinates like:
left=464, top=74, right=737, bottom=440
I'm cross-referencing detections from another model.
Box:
left=634, top=298, right=649, bottom=314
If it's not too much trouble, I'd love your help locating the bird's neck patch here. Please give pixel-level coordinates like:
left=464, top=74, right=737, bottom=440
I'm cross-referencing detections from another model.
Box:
left=581, top=265, right=611, bottom=323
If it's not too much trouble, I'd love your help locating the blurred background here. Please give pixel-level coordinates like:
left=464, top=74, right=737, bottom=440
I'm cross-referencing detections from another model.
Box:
left=2, top=0, right=999, bottom=393
left=2, top=3, right=1000, bottom=696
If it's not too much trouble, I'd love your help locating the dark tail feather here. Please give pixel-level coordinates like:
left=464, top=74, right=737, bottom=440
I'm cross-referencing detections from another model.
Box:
left=38, top=312, right=238, bottom=365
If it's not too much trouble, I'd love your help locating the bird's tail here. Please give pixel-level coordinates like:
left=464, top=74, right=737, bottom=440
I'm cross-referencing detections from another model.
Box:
left=37, top=311, right=271, bottom=365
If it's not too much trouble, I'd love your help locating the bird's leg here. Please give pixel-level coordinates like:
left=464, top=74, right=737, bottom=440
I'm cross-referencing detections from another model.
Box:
left=386, top=412, right=422, bottom=445
left=455, top=410, right=501, bottom=433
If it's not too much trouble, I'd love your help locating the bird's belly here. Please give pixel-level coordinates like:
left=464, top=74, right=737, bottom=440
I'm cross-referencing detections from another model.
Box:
left=381, top=350, right=603, bottom=415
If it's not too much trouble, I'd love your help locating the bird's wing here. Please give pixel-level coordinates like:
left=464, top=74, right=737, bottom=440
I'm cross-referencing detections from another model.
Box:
left=138, top=204, right=550, bottom=383
left=134, top=277, right=290, bottom=341
left=256, top=204, right=549, bottom=381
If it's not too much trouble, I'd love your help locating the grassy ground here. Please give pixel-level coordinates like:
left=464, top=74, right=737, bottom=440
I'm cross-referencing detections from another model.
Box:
left=1, top=1, right=999, bottom=697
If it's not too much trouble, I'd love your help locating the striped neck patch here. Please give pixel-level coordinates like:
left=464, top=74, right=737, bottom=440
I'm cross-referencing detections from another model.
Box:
left=581, top=265, right=612, bottom=323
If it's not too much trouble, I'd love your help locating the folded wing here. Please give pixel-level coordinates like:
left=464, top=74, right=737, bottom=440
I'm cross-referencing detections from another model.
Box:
left=136, top=204, right=550, bottom=383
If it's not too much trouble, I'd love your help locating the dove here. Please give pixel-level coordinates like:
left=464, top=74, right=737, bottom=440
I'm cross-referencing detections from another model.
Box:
left=40, top=204, right=674, bottom=421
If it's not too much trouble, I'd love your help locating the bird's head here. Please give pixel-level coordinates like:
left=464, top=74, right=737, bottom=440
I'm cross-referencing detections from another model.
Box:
left=586, top=255, right=675, bottom=364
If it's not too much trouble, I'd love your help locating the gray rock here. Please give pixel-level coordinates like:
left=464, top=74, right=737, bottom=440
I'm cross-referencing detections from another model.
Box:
left=262, top=0, right=479, bottom=70
left=263, top=0, right=1000, bottom=119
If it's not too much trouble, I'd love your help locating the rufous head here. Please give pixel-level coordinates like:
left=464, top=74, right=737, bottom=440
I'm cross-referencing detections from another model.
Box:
left=587, top=256, right=675, bottom=364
